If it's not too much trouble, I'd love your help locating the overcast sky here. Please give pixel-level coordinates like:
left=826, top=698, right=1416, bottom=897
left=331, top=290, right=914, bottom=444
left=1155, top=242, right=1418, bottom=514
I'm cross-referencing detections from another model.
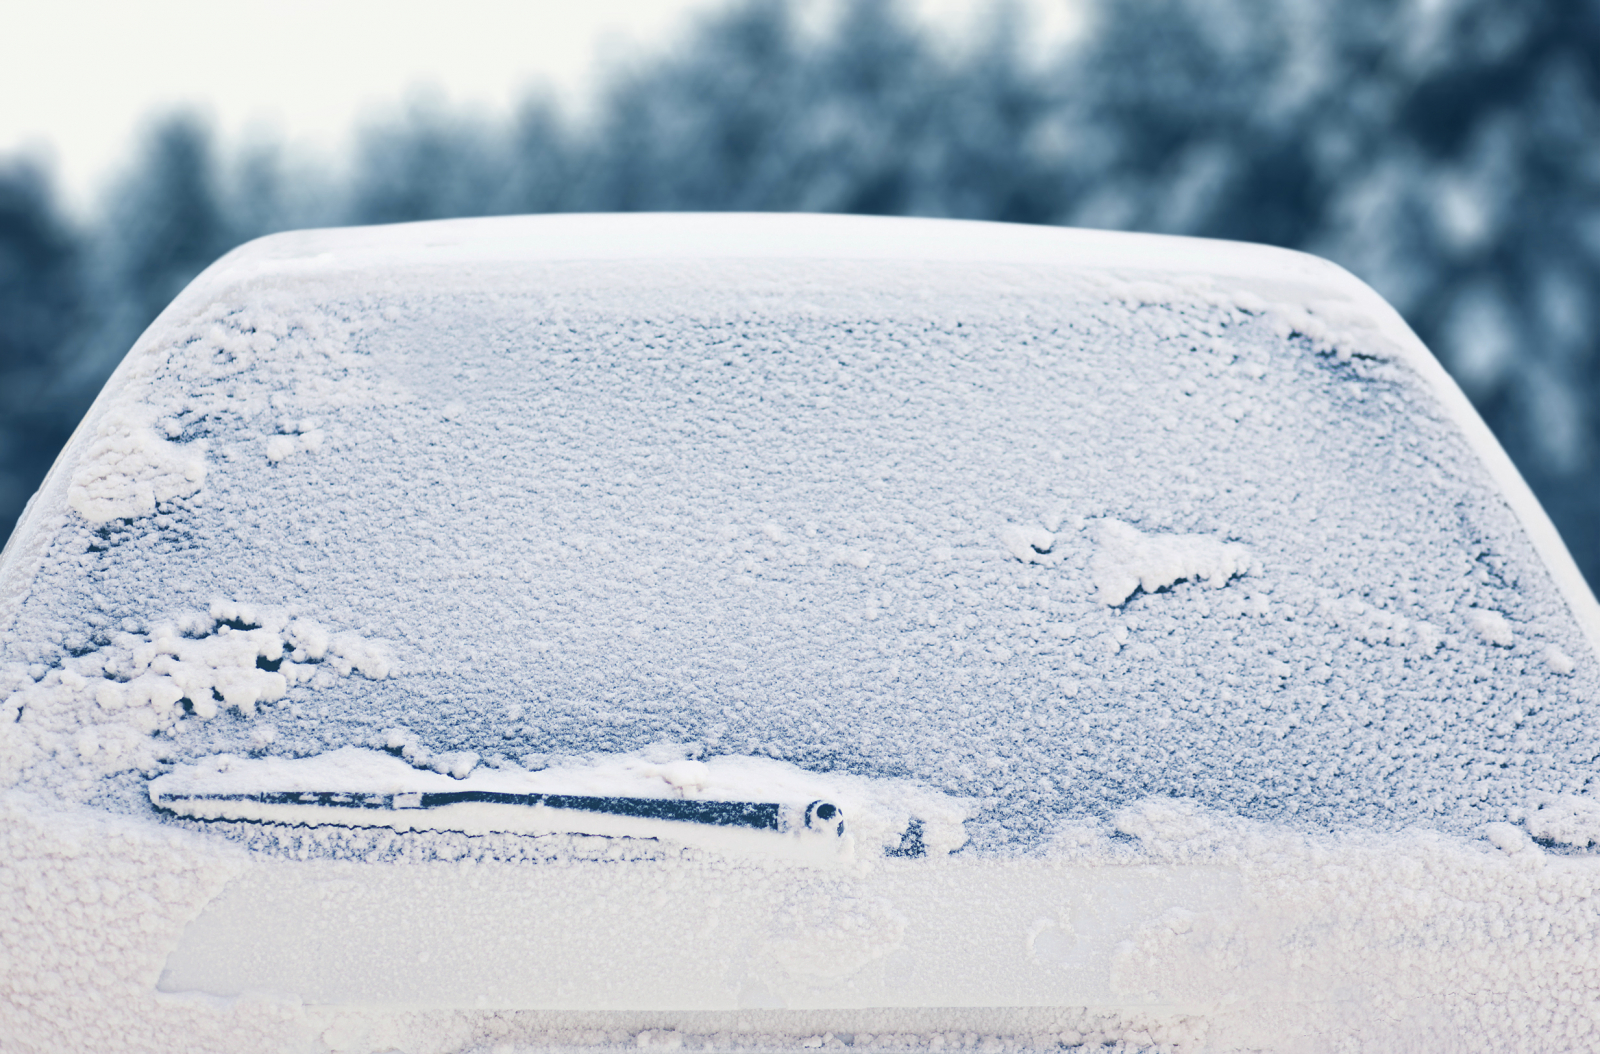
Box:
left=1, top=0, right=1085, bottom=212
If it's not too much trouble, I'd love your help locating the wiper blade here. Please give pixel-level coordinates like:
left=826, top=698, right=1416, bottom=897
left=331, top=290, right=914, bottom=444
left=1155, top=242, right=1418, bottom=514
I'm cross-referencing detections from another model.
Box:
left=152, top=789, right=790, bottom=831
left=144, top=749, right=956, bottom=861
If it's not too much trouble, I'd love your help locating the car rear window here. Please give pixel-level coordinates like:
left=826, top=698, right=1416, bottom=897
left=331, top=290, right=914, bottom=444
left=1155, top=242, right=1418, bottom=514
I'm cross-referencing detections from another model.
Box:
left=3, top=256, right=1594, bottom=854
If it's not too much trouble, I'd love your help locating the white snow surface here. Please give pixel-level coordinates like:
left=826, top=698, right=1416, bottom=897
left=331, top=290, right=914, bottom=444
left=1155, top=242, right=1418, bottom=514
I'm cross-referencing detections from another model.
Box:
left=2, top=214, right=1599, bottom=1051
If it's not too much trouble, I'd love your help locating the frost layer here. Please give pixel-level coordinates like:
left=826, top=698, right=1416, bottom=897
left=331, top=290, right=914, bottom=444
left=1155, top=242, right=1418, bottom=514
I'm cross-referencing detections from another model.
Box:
left=2, top=257, right=1595, bottom=847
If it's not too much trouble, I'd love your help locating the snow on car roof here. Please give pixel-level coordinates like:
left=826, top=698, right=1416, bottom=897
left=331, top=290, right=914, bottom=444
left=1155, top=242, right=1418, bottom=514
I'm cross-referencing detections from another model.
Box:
left=3, top=214, right=1595, bottom=856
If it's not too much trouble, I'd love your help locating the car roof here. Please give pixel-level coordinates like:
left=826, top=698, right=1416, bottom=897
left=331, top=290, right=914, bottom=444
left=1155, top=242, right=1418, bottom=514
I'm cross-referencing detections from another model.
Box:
left=2, top=214, right=1597, bottom=854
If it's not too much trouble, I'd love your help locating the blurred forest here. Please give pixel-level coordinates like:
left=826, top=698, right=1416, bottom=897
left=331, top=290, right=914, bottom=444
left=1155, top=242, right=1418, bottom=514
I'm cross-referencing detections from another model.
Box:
left=3, top=0, right=1599, bottom=584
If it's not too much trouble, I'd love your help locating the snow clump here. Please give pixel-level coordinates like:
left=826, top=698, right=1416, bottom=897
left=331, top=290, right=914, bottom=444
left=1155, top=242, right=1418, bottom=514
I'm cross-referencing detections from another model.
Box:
left=999, top=524, right=1056, bottom=563
left=67, top=407, right=207, bottom=524
left=265, top=418, right=324, bottom=463
left=1090, top=518, right=1252, bottom=607
left=1470, top=608, right=1516, bottom=648
left=1, top=600, right=390, bottom=785
left=1544, top=643, right=1577, bottom=674
left=1523, top=795, right=1600, bottom=848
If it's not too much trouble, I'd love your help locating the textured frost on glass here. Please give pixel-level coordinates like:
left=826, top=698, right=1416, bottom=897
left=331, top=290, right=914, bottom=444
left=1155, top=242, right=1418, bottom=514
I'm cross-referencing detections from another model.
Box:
left=2, top=260, right=1595, bottom=854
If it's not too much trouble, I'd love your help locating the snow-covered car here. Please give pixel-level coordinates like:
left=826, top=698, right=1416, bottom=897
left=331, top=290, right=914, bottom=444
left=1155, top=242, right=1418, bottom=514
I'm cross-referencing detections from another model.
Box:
left=2, top=214, right=1598, bottom=1053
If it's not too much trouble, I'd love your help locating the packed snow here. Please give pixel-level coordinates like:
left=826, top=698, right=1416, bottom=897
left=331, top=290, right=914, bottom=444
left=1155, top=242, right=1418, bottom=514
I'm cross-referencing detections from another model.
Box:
left=1, top=215, right=1598, bottom=1051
